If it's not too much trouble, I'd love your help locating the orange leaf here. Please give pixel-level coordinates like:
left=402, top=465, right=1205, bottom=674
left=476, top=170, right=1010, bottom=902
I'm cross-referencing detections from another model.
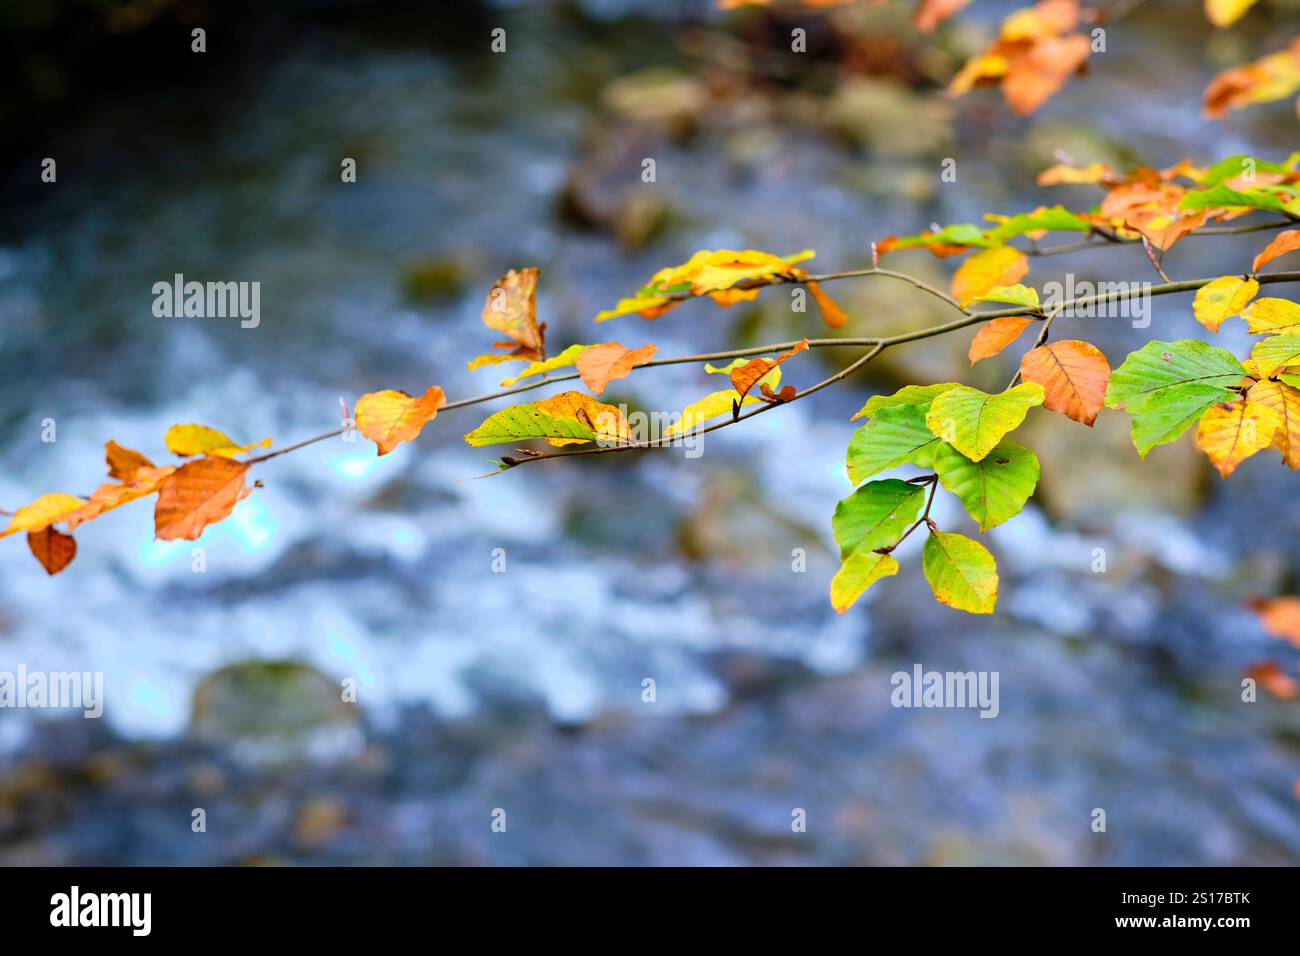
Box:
left=915, top=0, right=970, bottom=31
left=355, top=385, right=447, bottom=456
left=575, top=342, right=657, bottom=397
left=729, top=339, right=810, bottom=401
left=806, top=281, right=849, bottom=328
left=1018, top=339, right=1110, bottom=426
left=105, top=440, right=155, bottom=482
left=1194, top=398, right=1280, bottom=478
left=969, top=315, right=1035, bottom=365
left=1249, top=595, right=1300, bottom=648
left=1246, top=661, right=1299, bottom=698
left=1253, top=229, right=1300, bottom=272
left=65, top=465, right=177, bottom=531
left=1002, top=33, right=1091, bottom=115
left=153, top=457, right=251, bottom=541
left=27, top=527, right=76, bottom=575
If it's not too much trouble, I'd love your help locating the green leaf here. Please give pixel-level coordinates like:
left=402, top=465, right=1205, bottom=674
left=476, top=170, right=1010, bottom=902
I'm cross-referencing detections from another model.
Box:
left=933, top=439, right=1040, bottom=531
left=883, top=223, right=998, bottom=253
left=830, top=551, right=900, bottom=615
left=464, top=405, right=596, bottom=446
left=922, top=531, right=998, bottom=615
left=1128, top=382, right=1236, bottom=458
left=845, top=403, right=942, bottom=484
left=1104, top=340, right=1245, bottom=414
left=851, top=382, right=958, bottom=422
left=984, top=206, right=1091, bottom=242
left=832, top=479, right=926, bottom=558
left=1251, top=333, right=1300, bottom=378
left=1179, top=183, right=1300, bottom=217
left=1197, top=154, right=1298, bottom=188
left=1280, top=372, right=1300, bottom=389
left=925, top=383, right=1044, bottom=463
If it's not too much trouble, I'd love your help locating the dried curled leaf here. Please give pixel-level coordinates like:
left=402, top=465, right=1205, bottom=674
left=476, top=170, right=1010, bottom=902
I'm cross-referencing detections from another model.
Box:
left=1252, top=230, right=1300, bottom=273
left=165, top=424, right=271, bottom=458
left=729, top=339, right=809, bottom=401
left=470, top=267, right=546, bottom=367
left=153, top=456, right=252, bottom=541
left=355, top=385, right=447, bottom=456
left=1203, top=38, right=1300, bottom=119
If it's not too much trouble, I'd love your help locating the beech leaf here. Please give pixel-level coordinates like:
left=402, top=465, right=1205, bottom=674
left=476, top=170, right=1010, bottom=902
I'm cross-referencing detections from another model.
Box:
left=925, top=383, right=1044, bottom=462
left=1194, top=398, right=1281, bottom=478
left=576, top=342, right=657, bottom=397
left=153, top=456, right=251, bottom=541
left=1018, top=339, right=1110, bottom=426
left=922, top=531, right=998, bottom=615
left=355, top=385, right=447, bottom=456
left=27, top=527, right=76, bottom=575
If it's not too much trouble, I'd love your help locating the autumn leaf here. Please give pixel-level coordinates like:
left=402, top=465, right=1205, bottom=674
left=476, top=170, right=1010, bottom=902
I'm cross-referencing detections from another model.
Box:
left=1251, top=333, right=1300, bottom=378
left=596, top=249, right=815, bottom=322
left=933, top=439, right=1040, bottom=531
left=1242, top=298, right=1300, bottom=336
left=1252, top=230, right=1300, bottom=272
left=498, top=344, right=589, bottom=387
left=1036, top=161, right=1115, bottom=186
left=973, top=284, right=1041, bottom=309
left=1018, top=339, right=1110, bottom=426
left=464, top=391, right=629, bottom=447
left=969, top=315, right=1036, bottom=365
left=470, top=267, right=546, bottom=367
left=27, top=527, right=76, bottom=575
left=65, top=465, right=177, bottom=531
left=0, top=493, right=85, bottom=538
left=355, top=385, right=447, bottom=456
left=922, top=530, right=998, bottom=614
left=153, top=456, right=252, bottom=541
left=1206, top=0, right=1259, bottom=28
left=806, top=281, right=849, bottom=328
left=164, top=424, right=271, bottom=458
left=915, top=0, right=970, bottom=31
left=1194, top=398, right=1281, bottom=477
left=1246, top=661, right=1299, bottom=698
left=1105, top=339, right=1246, bottom=413
left=1192, top=276, right=1258, bottom=332
left=576, top=342, right=657, bottom=396
left=1249, top=595, right=1300, bottom=647
left=925, top=382, right=1045, bottom=462
left=728, top=339, right=808, bottom=401
left=1247, top=379, right=1300, bottom=468
left=951, top=247, right=1029, bottom=307
left=106, top=440, right=155, bottom=481
left=1203, top=37, right=1300, bottom=119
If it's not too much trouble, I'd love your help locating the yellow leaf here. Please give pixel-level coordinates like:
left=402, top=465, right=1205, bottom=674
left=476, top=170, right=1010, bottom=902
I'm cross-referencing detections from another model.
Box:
left=1192, top=276, right=1258, bottom=332
left=1195, top=398, right=1281, bottom=477
left=1242, top=298, right=1300, bottom=336
left=531, top=392, right=630, bottom=447
left=355, top=385, right=447, bottom=456
left=165, top=424, right=271, bottom=458
left=951, top=247, right=1029, bottom=307
left=1248, top=379, right=1300, bottom=469
left=664, top=389, right=762, bottom=437
left=1, top=493, right=85, bottom=538
left=498, top=344, right=589, bottom=386
left=1205, top=0, right=1258, bottom=28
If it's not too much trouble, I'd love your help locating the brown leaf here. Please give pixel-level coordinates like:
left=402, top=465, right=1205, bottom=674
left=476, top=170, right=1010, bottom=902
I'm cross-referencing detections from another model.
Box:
left=729, top=339, right=810, bottom=401
left=575, top=342, right=657, bottom=397
left=27, top=527, right=76, bottom=575
left=65, top=465, right=177, bottom=531
left=1018, top=339, right=1110, bottom=426
left=105, top=440, right=155, bottom=482
left=969, top=316, right=1035, bottom=365
left=154, top=456, right=251, bottom=541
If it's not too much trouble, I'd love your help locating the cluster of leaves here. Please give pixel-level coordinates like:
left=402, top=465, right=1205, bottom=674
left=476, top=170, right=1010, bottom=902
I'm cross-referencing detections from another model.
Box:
left=1247, top=595, right=1300, bottom=699
left=722, top=0, right=1296, bottom=119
